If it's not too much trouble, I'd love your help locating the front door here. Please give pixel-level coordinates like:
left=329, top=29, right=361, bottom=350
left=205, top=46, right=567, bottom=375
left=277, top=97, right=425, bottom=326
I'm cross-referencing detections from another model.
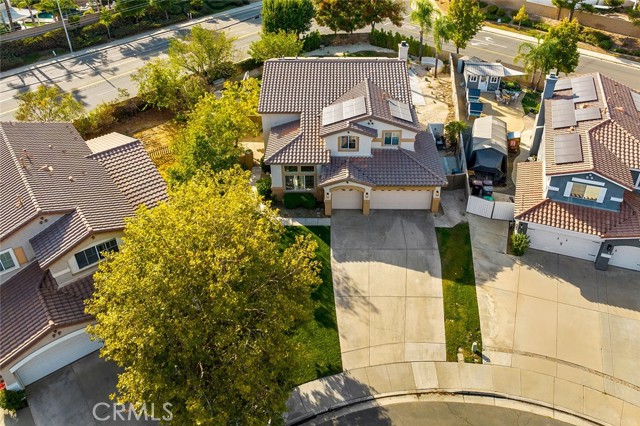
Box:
left=478, top=76, right=489, bottom=91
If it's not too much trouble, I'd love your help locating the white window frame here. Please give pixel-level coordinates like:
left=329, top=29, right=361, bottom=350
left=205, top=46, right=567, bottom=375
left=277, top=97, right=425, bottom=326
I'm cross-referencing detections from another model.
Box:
left=284, top=165, right=315, bottom=192
left=0, top=248, right=19, bottom=275
left=469, top=75, right=478, bottom=83
left=74, top=239, right=119, bottom=271
left=382, top=131, right=401, bottom=146
left=490, top=76, right=500, bottom=84
left=564, top=182, right=607, bottom=203
left=635, top=172, right=640, bottom=189
left=338, top=135, right=359, bottom=151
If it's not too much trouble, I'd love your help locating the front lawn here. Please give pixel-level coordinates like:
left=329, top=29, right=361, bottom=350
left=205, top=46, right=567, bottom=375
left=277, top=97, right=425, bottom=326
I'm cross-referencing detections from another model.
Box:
left=281, top=226, right=342, bottom=384
left=435, top=223, right=483, bottom=363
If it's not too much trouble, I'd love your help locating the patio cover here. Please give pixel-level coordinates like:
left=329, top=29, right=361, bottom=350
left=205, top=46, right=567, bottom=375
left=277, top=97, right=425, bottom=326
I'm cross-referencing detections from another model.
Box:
left=470, top=149, right=505, bottom=176
left=0, top=4, right=30, bottom=23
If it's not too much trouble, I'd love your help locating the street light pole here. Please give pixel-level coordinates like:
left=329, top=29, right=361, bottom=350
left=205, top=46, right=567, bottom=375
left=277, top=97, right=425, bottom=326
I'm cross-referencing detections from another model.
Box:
left=56, top=0, right=73, bottom=53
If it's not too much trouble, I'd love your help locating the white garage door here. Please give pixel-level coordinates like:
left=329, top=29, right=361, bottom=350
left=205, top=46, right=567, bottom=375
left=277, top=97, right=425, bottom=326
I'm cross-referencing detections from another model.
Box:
left=11, top=328, right=102, bottom=387
left=332, top=189, right=363, bottom=210
left=527, top=227, right=600, bottom=261
left=608, top=245, right=640, bottom=271
left=370, top=190, right=432, bottom=210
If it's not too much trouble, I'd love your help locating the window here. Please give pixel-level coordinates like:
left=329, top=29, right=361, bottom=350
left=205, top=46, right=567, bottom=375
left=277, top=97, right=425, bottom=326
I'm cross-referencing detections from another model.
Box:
left=284, top=166, right=315, bottom=191
left=339, top=135, right=358, bottom=151
left=0, top=249, right=18, bottom=273
left=383, top=131, right=400, bottom=146
left=635, top=172, right=640, bottom=189
left=469, top=75, right=478, bottom=82
left=490, top=76, right=500, bottom=84
left=568, top=183, right=605, bottom=202
left=74, top=239, right=119, bottom=270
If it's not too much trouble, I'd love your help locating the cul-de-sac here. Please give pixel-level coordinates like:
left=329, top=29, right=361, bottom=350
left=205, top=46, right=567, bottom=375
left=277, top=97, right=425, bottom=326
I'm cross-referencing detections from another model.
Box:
left=1, top=0, right=639, bottom=424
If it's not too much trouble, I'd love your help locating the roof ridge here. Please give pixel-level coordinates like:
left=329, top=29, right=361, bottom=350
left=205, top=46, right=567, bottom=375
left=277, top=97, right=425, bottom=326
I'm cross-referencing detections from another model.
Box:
left=87, top=140, right=141, bottom=158
left=399, top=147, right=442, bottom=182
left=74, top=206, right=93, bottom=233
left=514, top=198, right=550, bottom=220
left=0, top=123, right=41, bottom=213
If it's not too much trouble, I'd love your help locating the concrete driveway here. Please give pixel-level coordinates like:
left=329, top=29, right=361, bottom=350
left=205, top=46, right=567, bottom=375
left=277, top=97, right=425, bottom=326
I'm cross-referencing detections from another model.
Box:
left=331, top=210, right=446, bottom=371
left=469, top=214, right=640, bottom=408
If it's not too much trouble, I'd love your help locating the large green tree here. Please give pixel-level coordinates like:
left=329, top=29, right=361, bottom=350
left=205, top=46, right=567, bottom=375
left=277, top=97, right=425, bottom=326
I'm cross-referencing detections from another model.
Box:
left=551, top=0, right=581, bottom=20
left=433, top=14, right=454, bottom=78
left=168, top=25, right=236, bottom=83
left=262, top=0, right=315, bottom=36
left=249, top=30, right=303, bottom=63
left=515, top=35, right=554, bottom=88
left=37, top=0, right=75, bottom=19
left=546, top=18, right=580, bottom=75
left=314, top=0, right=403, bottom=34
left=410, top=0, right=438, bottom=62
left=86, top=167, right=320, bottom=425
left=447, top=0, right=485, bottom=54
left=168, top=79, right=261, bottom=183
left=362, top=0, right=404, bottom=30
left=16, top=85, right=84, bottom=122
left=115, top=0, right=147, bottom=24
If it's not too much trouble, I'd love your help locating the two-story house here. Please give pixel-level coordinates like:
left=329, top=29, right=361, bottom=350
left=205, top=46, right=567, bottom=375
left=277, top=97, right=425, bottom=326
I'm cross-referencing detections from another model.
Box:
left=258, top=57, right=447, bottom=215
left=514, top=73, right=640, bottom=271
left=0, top=124, right=167, bottom=390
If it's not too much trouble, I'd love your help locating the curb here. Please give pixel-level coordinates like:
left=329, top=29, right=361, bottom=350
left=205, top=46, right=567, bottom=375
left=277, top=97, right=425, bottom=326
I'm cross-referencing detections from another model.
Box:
left=0, top=2, right=262, bottom=80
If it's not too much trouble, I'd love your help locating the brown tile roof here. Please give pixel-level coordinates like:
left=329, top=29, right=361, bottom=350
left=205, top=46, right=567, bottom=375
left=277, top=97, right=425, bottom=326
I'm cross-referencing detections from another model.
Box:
left=544, top=74, right=640, bottom=189
left=0, top=123, right=134, bottom=242
left=319, top=131, right=447, bottom=187
left=260, top=58, right=416, bottom=164
left=514, top=161, right=545, bottom=216
left=29, top=209, right=92, bottom=268
left=0, top=262, right=94, bottom=367
left=87, top=137, right=168, bottom=209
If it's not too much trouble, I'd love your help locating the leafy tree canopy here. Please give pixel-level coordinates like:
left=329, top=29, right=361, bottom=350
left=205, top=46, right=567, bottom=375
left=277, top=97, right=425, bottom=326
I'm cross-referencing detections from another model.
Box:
left=249, top=30, right=303, bottom=63
left=262, top=0, right=315, bottom=36
left=86, top=167, right=320, bottom=425
left=16, top=85, right=84, bottom=122
left=447, top=0, right=485, bottom=53
left=546, top=18, right=580, bottom=75
left=314, top=0, right=404, bottom=34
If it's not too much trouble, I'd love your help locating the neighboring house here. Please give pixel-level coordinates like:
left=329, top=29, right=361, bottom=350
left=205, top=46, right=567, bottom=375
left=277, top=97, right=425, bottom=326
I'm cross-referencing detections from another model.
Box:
left=0, top=124, right=167, bottom=390
left=515, top=73, right=640, bottom=271
left=459, top=57, right=524, bottom=92
left=258, top=57, right=447, bottom=215
left=468, top=116, right=508, bottom=180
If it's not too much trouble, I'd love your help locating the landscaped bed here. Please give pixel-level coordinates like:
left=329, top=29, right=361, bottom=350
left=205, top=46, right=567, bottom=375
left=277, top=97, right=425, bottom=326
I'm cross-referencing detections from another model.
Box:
left=281, top=226, right=342, bottom=384
left=435, top=223, right=483, bottom=363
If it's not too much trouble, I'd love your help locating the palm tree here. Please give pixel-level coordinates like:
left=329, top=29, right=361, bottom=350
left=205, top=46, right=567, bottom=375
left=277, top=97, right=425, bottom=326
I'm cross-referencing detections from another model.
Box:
left=515, top=36, right=543, bottom=88
left=3, top=0, right=15, bottom=31
left=410, top=0, right=437, bottom=62
left=17, top=0, right=39, bottom=25
left=432, top=14, right=454, bottom=78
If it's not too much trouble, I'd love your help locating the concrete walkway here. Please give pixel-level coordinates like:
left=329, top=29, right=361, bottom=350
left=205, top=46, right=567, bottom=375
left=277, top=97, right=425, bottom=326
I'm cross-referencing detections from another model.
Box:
left=330, top=210, right=446, bottom=370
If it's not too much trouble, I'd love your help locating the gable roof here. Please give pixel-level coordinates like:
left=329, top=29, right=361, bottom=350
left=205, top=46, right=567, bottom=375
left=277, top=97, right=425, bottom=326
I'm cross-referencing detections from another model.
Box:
left=471, top=116, right=508, bottom=156
left=0, top=123, right=134, bottom=241
left=259, top=58, right=416, bottom=164
left=0, top=262, right=94, bottom=367
left=319, top=131, right=447, bottom=187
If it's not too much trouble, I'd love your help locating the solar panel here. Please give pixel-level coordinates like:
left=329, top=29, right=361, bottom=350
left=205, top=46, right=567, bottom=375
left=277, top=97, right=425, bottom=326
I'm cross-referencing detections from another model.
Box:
left=631, top=91, right=640, bottom=112
left=552, top=100, right=577, bottom=129
left=554, top=78, right=572, bottom=91
left=321, top=96, right=367, bottom=126
left=575, top=107, right=601, bottom=122
left=554, top=133, right=583, bottom=164
left=388, top=99, right=413, bottom=122
left=572, top=76, right=597, bottom=103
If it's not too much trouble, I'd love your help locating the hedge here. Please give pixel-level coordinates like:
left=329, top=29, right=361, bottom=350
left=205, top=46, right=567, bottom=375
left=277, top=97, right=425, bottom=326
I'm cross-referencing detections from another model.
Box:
left=370, top=28, right=434, bottom=58
left=283, top=193, right=316, bottom=209
left=0, top=389, right=27, bottom=412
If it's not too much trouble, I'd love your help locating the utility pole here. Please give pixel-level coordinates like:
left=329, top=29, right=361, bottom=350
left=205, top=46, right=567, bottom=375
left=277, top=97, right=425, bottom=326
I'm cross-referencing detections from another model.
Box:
left=56, top=0, right=73, bottom=53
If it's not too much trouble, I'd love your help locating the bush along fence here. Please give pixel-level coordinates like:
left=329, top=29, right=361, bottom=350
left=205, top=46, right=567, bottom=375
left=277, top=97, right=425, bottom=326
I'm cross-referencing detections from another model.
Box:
left=370, top=28, right=435, bottom=58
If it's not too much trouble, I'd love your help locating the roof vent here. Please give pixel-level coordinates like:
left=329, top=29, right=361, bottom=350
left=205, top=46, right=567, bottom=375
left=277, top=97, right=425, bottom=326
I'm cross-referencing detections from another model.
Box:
left=614, top=106, right=625, bottom=113
left=15, top=194, right=24, bottom=208
left=48, top=144, right=53, bottom=149
left=39, top=165, right=53, bottom=172
left=68, top=176, right=75, bottom=182
left=22, top=149, right=32, bottom=160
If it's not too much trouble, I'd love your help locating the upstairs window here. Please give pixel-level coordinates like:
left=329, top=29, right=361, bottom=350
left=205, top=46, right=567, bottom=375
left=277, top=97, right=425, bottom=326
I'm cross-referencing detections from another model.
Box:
left=75, top=239, right=119, bottom=270
left=339, top=135, right=359, bottom=151
left=383, top=131, right=400, bottom=146
left=566, top=182, right=606, bottom=203
left=0, top=249, right=18, bottom=274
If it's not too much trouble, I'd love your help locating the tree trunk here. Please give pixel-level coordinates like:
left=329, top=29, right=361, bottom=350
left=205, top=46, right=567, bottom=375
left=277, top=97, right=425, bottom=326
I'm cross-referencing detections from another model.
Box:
left=27, top=5, right=34, bottom=23
left=434, top=53, right=439, bottom=78
left=535, top=70, right=545, bottom=89
left=569, top=8, right=575, bottom=21
left=4, top=0, right=15, bottom=30
left=418, top=30, right=424, bottom=62
left=165, top=10, right=169, bottom=20
left=517, top=20, right=521, bottom=30
left=556, top=7, right=561, bottom=19
left=530, top=69, right=537, bottom=88
left=456, top=45, right=459, bottom=54
left=106, top=25, right=111, bottom=39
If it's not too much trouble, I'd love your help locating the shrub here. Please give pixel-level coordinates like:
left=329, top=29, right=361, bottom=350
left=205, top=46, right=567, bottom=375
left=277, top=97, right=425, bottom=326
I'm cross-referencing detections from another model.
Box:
left=0, top=389, right=27, bottom=412
left=579, top=29, right=613, bottom=50
left=500, top=15, right=511, bottom=23
left=302, top=30, right=323, bottom=52
left=496, top=8, right=507, bottom=17
left=370, top=28, right=434, bottom=58
left=256, top=176, right=272, bottom=199
left=501, top=80, right=521, bottom=91
left=478, top=1, right=488, bottom=8
left=487, top=5, right=498, bottom=14
left=260, top=156, right=271, bottom=174
left=530, top=20, right=550, bottom=32
left=486, top=14, right=497, bottom=21
left=511, top=233, right=530, bottom=256
left=283, top=193, right=316, bottom=209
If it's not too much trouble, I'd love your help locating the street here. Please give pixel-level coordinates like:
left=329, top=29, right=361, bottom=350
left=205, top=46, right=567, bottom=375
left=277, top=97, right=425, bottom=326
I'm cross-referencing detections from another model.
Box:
left=1, top=1, right=639, bottom=120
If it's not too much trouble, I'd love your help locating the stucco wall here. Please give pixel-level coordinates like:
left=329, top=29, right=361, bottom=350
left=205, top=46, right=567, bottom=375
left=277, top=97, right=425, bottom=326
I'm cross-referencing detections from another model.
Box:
left=261, top=113, right=301, bottom=143
left=324, top=133, right=374, bottom=157
left=358, top=119, right=416, bottom=150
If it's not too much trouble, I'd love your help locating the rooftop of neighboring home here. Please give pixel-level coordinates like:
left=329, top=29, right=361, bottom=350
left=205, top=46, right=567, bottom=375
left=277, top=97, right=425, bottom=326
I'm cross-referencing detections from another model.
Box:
left=0, top=123, right=168, bottom=367
left=514, top=73, right=640, bottom=238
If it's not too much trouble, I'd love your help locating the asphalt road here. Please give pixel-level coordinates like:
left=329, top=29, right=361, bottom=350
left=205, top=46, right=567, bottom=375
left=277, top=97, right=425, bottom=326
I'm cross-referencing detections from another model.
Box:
left=1, top=1, right=639, bottom=120
left=301, top=400, right=574, bottom=426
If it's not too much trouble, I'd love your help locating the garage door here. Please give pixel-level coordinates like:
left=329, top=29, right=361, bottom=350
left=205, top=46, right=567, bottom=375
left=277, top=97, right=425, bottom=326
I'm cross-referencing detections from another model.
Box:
left=527, top=227, right=600, bottom=261
left=608, top=245, right=640, bottom=271
left=11, top=328, right=103, bottom=387
left=370, top=190, right=432, bottom=210
left=332, top=189, right=362, bottom=210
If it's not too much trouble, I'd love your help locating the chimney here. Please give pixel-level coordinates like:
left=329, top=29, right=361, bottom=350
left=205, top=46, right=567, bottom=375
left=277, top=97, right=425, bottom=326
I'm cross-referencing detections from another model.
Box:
left=542, top=73, right=558, bottom=100
left=398, top=41, right=409, bottom=61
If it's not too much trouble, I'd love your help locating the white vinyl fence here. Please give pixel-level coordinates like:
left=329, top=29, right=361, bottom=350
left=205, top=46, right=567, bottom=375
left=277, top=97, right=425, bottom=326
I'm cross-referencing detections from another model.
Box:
left=466, top=196, right=514, bottom=221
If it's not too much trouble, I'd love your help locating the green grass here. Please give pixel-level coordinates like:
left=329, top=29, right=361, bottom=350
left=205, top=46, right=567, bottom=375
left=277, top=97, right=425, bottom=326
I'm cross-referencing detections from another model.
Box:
left=435, top=223, right=483, bottom=363
left=282, top=226, right=342, bottom=384
left=522, top=90, right=541, bottom=115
